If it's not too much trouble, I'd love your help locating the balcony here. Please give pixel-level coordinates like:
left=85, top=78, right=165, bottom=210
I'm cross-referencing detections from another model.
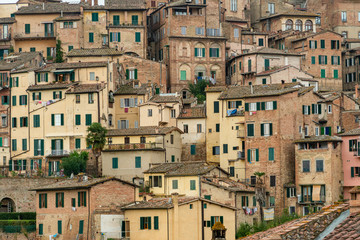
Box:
left=237, top=151, right=245, bottom=159
left=0, top=34, right=11, bottom=42
left=237, top=129, right=245, bottom=138
left=104, top=143, right=164, bottom=151
left=14, top=32, right=55, bottom=40
left=46, top=149, right=70, bottom=157
left=108, top=21, right=144, bottom=28
left=300, top=195, right=326, bottom=204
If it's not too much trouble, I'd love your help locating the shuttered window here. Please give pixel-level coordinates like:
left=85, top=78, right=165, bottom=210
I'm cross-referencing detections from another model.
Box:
left=135, top=32, right=141, bottom=42
left=92, top=13, right=99, bottom=22
left=112, top=158, right=118, bottom=169
left=214, top=101, right=219, bottom=113
left=268, top=148, right=274, bottom=161
left=75, top=115, right=81, bottom=125
left=89, top=33, right=94, bottom=43
left=33, top=115, right=40, bottom=128
left=85, top=114, right=92, bottom=126
left=247, top=124, right=254, bottom=137
left=190, top=180, right=196, bottom=190
left=135, top=156, right=141, bottom=168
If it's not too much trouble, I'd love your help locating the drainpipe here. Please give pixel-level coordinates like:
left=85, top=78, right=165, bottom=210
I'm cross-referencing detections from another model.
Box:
left=201, top=199, right=204, bottom=240
left=167, top=208, right=169, bottom=240
left=87, top=188, right=91, bottom=240
left=97, top=91, right=100, bottom=123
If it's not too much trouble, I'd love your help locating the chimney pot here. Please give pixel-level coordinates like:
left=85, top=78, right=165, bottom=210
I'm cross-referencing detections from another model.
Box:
left=355, top=84, right=359, bottom=99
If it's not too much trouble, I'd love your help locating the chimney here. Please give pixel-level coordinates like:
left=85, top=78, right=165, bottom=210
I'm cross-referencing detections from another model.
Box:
left=155, top=127, right=159, bottom=134
left=172, top=193, right=179, bottom=240
left=61, top=10, right=63, bottom=17
left=356, top=84, right=359, bottom=99
left=42, top=3, right=45, bottom=10
left=250, top=85, right=254, bottom=94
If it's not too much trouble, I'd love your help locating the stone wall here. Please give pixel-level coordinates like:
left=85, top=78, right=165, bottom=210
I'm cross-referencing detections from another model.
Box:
left=0, top=178, right=60, bottom=212
left=0, top=232, right=36, bottom=240
left=242, top=203, right=349, bottom=240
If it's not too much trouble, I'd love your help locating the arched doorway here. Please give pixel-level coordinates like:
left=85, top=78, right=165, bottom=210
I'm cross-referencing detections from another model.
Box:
left=0, top=198, right=15, bottom=212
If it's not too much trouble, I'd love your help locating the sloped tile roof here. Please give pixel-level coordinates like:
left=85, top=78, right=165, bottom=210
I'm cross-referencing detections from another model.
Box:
left=178, top=106, right=206, bottom=119
left=105, top=0, right=146, bottom=9
left=0, top=52, right=42, bottom=71
left=144, top=162, right=229, bottom=177
left=0, top=17, right=15, bottom=24
left=256, top=65, right=291, bottom=76
left=27, top=82, right=73, bottom=91
left=66, top=84, right=104, bottom=94
left=241, top=47, right=301, bottom=57
left=260, top=9, right=318, bottom=20
left=54, top=15, right=82, bottom=21
left=149, top=94, right=181, bottom=103
left=67, top=48, right=123, bottom=57
left=36, top=61, right=108, bottom=72
left=31, top=177, right=137, bottom=191
left=323, top=213, right=360, bottom=240
left=114, top=85, right=147, bottom=95
left=201, top=177, right=255, bottom=193
left=218, top=83, right=302, bottom=99
left=339, top=128, right=360, bottom=137
left=294, top=135, right=342, bottom=143
left=15, top=3, right=81, bottom=15
left=205, top=86, right=227, bottom=92
left=106, top=126, right=182, bottom=136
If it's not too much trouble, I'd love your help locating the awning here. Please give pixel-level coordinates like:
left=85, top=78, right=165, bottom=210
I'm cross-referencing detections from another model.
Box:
left=53, top=69, right=74, bottom=74
left=312, top=185, right=321, bottom=201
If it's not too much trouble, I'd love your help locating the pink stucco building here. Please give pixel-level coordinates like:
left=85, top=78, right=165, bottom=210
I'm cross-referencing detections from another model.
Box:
left=340, top=128, right=360, bottom=199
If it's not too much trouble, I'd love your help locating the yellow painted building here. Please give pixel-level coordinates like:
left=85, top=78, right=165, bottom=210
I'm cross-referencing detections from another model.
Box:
left=122, top=194, right=236, bottom=240
left=9, top=61, right=116, bottom=176
left=13, top=3, right=81, bottom=57
left=102, top=126, right=183, bottom=183
left=143, top=162, right=229, bottom=196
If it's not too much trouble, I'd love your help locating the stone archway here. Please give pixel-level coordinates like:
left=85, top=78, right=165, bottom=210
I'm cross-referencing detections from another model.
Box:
left=0, top=197, right=15, bottom=212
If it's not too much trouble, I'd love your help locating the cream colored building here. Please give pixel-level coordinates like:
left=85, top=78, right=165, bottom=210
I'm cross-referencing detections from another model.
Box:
left=255, top=65, right=314, bottom=85
left=143, top=162, right=229, bottom=196
left=113, top=84, right=153, bottom=130
left=177, top=106, right=206, bottom=161
left=102, top=126, right=183, bottom=183
left=9, top=61, right=116, bottom=176
left=139, top=93, right=182, bottom=128
left=122, top=194, right=236, bottom=240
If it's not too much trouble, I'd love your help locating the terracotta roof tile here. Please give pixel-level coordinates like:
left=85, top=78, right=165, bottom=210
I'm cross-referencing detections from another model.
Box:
left=339, top=128, right=360, bottom=137
left=106, top=126, right=182, bottom=136
left=0, top=17, right=15, bottom=24
left=67, top=48, right=123, bottom=57
left=105, top=0, right=146, bottom=9
left=144, top=162, right=229, bottom=176
left=66, top=84, right=104, bottom=94
left=178, top=106, right=206, bottom=119
left=122, top=196, right=198, bottom=209
left=0, top=52, right=42, bottom=71
left=37, top=61, right=108, bottom=72
left=149, top=94, right=181, bottom=103
left=205, top=86, right=227, bottom=92
left=218, top=83, right=302, bottom=99
left=114, top=85, right=147, bottom=95
left=294, top=135, right=342, bottom=143
left=54, top=15, right=82, bottom=21
left=15, top=3, right=81, bottom=15
left=31, top=177, right=137, bottom=191
left=201, top=177, right=255, bottom=192
left=324, top=213, right=360, bottom=240
left=256, top=65, right=291, bottom=76
left=27, top=82, right=73, bottom=91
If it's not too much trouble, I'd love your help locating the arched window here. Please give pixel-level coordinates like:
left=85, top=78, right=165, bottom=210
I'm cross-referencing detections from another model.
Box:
left=285, top=19, right=293, bottom=30
left=305, top=20, right=313, bottom=31
left=209, top=43, right=221, bottom=58
left=295, top=20, right=303, bottom=31
left=179, top=64, right=191, bottom=81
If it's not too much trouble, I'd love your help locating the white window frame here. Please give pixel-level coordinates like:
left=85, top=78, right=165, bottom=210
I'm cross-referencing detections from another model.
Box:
left=309, top=40, right=316, bottom=49
left=341, top=11, right=347, bottom=22
left=328, top=104, right=332, bottom=114
left=268, top=3, right=275, bottom=14
left=304, top=106, right=309, bottom=115
left=230, top=0, right=237, bottom=12
left=315, top=127, right=319, bottom=136
left=289, top=188, right=296, bottom=197
left=90, top=72, right=95, bottom=81
left=181, top=26, right=187, bottom=35
left=54, top=114, right=61, bottom=126
left=234, top=28, right=239, bottom=38
left=1, top=115, right=7, bottom=127
left=249, top=103, right=256, bottom=111
left=195, top=27, right=204, bottom=35
left=304, top=125, right=309, bottom=136
left=265, top=101, right=273, bottom=110
left=263, top=123, right=270, bottom=136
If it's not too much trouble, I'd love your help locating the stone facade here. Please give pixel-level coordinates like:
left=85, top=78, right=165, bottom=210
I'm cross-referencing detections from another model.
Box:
left=342, top=48, right=360, bottom=91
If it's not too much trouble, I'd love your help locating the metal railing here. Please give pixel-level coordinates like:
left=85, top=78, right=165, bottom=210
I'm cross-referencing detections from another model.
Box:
left=0, top=34, right=11, bottom=41
left=104, top=142, right=163, bottom=150
left=14, top=32, right=55, bottom=39
left=108, top=21, right=144, bottom=27
left=46, top=149, right=70, bottom=156
left=237, top=151, right=245, bottom=159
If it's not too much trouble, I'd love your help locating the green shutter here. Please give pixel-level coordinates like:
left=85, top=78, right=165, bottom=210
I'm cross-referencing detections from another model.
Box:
left=265, top=59, right=270, bottom=70
left=311, top=56, right=315, bottom=64
left=320, top=39, right=325, bottom=48
left=255, top=149, right=259, bottom=161
left=351, top=167, right=355, bottom=177
left=61, top=193, right=64, bottom=207
left=273, top=101, right=277, bottom=109
left=45, top=194, right=47, bottom=208
left=140, top=217, right=144, bottom=229
left=34, top=140, right=38, bottom=155
left=58, top=220, right=62, bottom=234
left=89, top=33, right=94, bottom=43
left=135, top=156, right=141, bottom=168
left=39, top=224, right=43, bottom=235
left=78, top=192, right=80, bottom=207
left=61, top=114, right=64, bottom=126
left=260, top=124, right=264, bottom=136
left=84, top=192, right=86, bottom=207
left=321, top=69, right=325, bottom=78
left=195, top=48, right=198, bottom=57
left=56, top=193, right=59, bottom=207
left=39, top=194, right=42, bottom=208
left=75, top=115, right=81, bottom=125
left=40, top=140, right=44, bottom=156
left=211, top=216, right=215, bottom=227
left=79, top=220, right=84, bottom=234
left=214, top=101, right=219, bottom=113
left=135, top=32, right=141, bottom=42
left=75, top=138, right=81, bottom=149
left=245, top=103, right=249, bottom=111
left=247, top=149, right=251, bottom=162
left=154, top=216, right=159, bottom=230
left=148, top=217, right=151, bottom=229
left=180, top=70, right=186, bottom=80
left=126, top=69, right=129, bottom=80
left=12, top=95, right=16, bottom=106
left=0, top=138, right=2, bottom=147
left=86, top=114, right=92, bottom=126
left=269, top=148, right=274, bottom=161
left=334, top=69, right=338, bottom=79
left=202, top=48, right=205, bottom=57
left=25, top=24, right=30, bottom=34
left=112, top=157, right=118, bottom=169
left=134, top=69, right=138, bottom=79
left=256, top=102, right=260, bottom=111
left=269, top=123, right=273, bottom=135
left=109, top=32, right=113, bottom=42
left=315, top=40, right=317, bottom=49
left=325, top=56, right=327, bottom=65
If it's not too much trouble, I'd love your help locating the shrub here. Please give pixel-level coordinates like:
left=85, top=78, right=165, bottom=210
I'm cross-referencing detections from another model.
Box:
left=0, top=212, right=36, bottom=220
left=236, top=222, right=252, bottom=238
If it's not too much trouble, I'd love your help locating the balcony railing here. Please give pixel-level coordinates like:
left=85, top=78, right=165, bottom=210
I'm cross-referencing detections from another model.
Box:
left=46, top=149, right=70, bottom=156
left=300, top=195, right=326, bottom=203
left=104, top=142, right=164, bottom=151
left=108, top=21, right=144, bottom=27
left=237, top=151, right=245, bottom=159
left=0, top=34, right=11, bottom=42
left=14, top=32, right=55, bottom=39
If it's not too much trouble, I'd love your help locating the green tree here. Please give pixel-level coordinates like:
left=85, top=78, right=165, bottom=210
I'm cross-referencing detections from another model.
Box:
left=188, top=80, right=211, bottom=103
left=61, top=151, right=88, bottom=176
left=55, top=40, right=64, bottom=63
left=86, top=123, right=107, bottom=177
